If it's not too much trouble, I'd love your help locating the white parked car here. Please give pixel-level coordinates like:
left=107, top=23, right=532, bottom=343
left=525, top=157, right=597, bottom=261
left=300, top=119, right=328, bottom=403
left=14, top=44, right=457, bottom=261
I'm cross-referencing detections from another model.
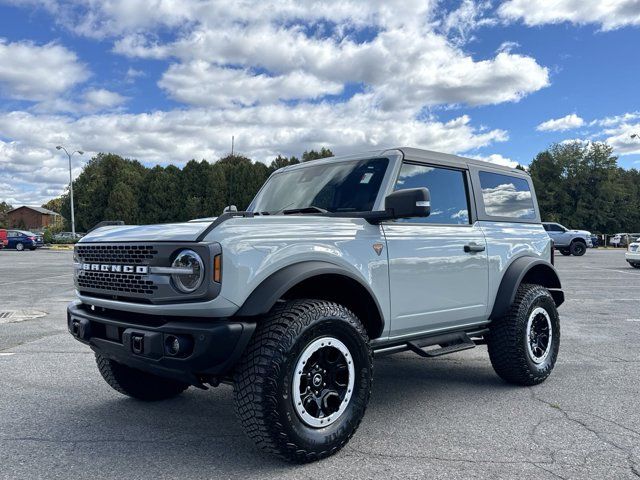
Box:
left=626, top=238, right=640, bottom=269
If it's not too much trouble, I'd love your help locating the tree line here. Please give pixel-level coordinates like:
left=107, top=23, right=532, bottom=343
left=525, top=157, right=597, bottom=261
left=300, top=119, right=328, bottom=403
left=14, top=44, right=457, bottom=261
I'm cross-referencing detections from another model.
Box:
left=3, top=141, right=638, bottom=235
left=529, top=142, right=640, bottom=234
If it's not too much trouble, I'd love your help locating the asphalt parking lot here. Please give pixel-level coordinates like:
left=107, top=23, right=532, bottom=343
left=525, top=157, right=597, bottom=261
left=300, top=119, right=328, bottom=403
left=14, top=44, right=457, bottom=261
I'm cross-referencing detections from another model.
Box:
left=0, top=248, right=639, bottom=479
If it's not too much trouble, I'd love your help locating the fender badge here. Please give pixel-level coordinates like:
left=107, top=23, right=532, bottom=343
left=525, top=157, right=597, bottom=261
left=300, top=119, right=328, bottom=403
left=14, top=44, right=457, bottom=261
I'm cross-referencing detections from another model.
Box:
left=373, top=243, right=384, bottom=256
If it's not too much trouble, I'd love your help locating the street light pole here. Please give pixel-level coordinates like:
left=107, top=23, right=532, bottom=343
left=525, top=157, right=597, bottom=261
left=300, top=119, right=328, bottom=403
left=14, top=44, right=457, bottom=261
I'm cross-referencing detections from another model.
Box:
left=56, top=146, right=84, bottom=236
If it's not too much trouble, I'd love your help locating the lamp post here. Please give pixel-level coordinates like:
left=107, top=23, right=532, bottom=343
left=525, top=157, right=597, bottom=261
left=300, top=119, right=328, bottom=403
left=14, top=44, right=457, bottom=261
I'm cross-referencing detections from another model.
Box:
left=56, top=146, right=84, bottom=236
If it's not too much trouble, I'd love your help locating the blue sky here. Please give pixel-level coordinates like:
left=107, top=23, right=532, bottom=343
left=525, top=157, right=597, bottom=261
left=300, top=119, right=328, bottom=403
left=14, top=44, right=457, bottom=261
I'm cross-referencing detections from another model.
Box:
left=0, top=0, right=639, bottom=205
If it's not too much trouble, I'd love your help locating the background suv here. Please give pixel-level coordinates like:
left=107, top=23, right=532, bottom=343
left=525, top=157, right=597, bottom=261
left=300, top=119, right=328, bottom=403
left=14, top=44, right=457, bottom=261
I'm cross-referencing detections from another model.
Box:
left=542, top=222, right=592, bottom=256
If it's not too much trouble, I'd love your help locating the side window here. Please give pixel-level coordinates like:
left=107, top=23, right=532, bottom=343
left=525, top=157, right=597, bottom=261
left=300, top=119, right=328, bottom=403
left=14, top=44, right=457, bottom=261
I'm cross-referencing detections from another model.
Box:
left=394, top=163, right=470, bottom=224
left=8, top=231, right=17, bottom=238
left=478, top=171, right=536, bottom=220
left=549, top=224, right=563, bottom=232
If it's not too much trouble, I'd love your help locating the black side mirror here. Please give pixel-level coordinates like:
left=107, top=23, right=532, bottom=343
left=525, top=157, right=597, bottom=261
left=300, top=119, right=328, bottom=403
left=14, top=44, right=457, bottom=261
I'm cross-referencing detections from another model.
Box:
left=384, top=187, right=431, bottom=219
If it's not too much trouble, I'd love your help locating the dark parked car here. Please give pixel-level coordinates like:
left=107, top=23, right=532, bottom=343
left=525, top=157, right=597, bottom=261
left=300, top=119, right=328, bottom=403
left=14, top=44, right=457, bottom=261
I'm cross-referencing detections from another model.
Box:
left=0, top=229, right=7, bottom=249
left=6, top=230, right=44, bottom=250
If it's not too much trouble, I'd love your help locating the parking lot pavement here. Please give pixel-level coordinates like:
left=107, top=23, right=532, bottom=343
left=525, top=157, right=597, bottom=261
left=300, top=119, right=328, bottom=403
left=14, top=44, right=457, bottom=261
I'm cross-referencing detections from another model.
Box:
left=0, top=248, right=639, bottom=479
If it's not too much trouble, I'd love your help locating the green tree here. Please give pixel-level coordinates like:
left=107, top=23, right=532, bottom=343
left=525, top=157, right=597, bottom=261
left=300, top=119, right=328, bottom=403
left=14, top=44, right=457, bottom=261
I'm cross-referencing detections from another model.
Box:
left=269, top=154, right=300, bottom=172
left=0, top=201, right=13, bottom=228
left=529, top=142, right=631, bottom=233
left=302, top=147, right=334, bottom=162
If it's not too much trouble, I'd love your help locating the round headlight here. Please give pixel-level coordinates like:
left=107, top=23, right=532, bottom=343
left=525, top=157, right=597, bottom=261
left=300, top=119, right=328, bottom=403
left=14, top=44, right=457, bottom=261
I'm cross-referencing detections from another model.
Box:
left=171, top=250, right=204, bottom=293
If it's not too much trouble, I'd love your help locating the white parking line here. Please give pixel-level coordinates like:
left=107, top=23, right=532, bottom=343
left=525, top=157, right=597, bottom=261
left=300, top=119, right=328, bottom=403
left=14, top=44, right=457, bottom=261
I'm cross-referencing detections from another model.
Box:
left=581, top=265, right=640, bottom=276
left=0, top=352, right=15, bottom=356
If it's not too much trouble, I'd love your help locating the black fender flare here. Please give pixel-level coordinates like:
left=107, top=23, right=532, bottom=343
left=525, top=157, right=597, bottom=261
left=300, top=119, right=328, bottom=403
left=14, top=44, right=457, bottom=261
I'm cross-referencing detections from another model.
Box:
left=235, top=261, right=385, bottom=326
left=490, top=257, right=564, bottom=319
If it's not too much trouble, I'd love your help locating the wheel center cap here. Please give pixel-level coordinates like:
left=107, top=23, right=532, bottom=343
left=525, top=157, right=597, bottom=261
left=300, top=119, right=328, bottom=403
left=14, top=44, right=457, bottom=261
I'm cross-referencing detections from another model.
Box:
left=312, top=373, right=323, bottom=387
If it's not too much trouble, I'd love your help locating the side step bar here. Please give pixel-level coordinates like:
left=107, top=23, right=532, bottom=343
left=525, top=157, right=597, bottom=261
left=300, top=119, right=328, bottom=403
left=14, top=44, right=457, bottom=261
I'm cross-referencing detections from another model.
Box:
left=373, top=328, right=489, bottom=358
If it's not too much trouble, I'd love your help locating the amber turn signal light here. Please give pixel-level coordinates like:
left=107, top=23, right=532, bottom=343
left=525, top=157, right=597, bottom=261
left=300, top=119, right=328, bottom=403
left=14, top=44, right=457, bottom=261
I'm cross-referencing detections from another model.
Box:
left=213, top=254, right=222, bottom=283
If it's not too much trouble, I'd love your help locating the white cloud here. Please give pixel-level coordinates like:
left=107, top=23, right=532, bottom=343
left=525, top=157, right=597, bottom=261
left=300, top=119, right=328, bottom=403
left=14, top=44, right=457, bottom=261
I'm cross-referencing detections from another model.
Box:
left=158, top=62, right=343, bottom=107
left=537, top=114, right=585, bottom=132
left=0, top=0, right=554, bottom=204
left=498, top=0, right=640, bottom=31
left=0, top=39, right=89, bottom=101
left=590, top=112, right=640, bottom=127
left=83, top=88, right=127, bottom=110
left=0, top=102, right=507, bottom=204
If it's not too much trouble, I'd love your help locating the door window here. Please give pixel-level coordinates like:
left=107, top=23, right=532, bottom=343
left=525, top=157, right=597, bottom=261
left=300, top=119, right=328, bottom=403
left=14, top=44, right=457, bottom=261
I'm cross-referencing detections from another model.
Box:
left=478, top=171, right=535, bottom=219
left=393, top=163, right=470, bottom=224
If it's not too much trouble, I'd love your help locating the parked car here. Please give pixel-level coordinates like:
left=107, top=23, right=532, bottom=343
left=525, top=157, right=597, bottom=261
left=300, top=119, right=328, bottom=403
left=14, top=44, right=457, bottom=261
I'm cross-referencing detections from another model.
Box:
left=542, top=222, right=592, bottom=256
left=0, top=229, right=7, bottom=249
left=68, top=147, right=564, bottom=462
left=610, top=233, right=640, bottom=248
left=626, top=237, right=640, bottom=268
left=590, top=235, right=599, bottom=248
left=6, top=230, right=44, bottom=250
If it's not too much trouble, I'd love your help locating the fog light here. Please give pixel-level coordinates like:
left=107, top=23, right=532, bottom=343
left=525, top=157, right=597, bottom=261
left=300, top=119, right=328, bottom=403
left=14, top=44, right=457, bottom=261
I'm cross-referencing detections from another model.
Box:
left=164, top=335, right=194, bottom=357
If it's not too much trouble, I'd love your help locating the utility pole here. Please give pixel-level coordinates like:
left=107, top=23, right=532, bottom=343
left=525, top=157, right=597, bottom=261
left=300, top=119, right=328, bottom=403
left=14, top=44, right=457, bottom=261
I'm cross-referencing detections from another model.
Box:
left=55, top=146, right=84, bottom=236
left=231, top=136, right=235, bottom=156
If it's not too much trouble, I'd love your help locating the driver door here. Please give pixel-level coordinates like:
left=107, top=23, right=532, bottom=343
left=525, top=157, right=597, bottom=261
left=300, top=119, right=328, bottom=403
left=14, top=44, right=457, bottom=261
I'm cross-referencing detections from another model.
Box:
left=383, top=162, right=489, bottom=338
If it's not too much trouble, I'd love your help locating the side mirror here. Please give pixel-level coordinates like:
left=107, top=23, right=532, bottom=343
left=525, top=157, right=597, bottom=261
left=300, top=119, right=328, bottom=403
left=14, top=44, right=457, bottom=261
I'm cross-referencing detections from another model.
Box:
left=384, top=187, right=431, bottom=219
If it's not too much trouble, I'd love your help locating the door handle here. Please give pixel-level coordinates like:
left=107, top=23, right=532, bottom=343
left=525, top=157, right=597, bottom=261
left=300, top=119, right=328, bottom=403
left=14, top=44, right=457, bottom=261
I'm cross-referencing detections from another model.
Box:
left=464, top=243, right=485, bottom=253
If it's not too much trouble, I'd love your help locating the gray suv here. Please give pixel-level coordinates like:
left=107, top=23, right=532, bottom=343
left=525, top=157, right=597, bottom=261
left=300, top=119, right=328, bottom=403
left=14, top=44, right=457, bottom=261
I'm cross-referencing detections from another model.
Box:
left=67, top=147, right=564, bottom=462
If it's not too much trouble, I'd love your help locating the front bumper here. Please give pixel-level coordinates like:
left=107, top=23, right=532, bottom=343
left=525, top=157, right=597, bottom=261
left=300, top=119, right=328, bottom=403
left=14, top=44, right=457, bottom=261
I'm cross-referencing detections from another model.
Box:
left=67, top=301, right=255, bottom=385
left=625, top=251, right=640, bottom=264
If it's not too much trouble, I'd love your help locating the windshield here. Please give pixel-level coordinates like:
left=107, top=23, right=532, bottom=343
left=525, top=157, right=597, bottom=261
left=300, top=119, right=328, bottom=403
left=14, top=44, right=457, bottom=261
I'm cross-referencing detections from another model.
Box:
left=250, top=158, right=389, bottom=214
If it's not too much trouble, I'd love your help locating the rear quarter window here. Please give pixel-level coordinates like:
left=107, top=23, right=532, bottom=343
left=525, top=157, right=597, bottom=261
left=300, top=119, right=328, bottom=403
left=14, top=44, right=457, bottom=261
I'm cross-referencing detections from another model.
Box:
left=478, top=171, right=536, bottom=220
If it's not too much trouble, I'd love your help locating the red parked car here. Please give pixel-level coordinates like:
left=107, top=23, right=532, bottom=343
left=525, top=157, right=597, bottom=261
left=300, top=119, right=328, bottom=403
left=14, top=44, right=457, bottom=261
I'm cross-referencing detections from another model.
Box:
left=0, top=229, right=7, bottom=249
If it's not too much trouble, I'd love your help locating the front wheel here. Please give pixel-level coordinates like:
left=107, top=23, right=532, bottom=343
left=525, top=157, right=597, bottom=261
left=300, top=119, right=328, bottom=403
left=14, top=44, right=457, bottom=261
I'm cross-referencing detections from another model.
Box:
left=487, top=284, right=560, bottom=386
left=559, top=249, right=571, bottom=256
left=570, top=241, right=586, bottom=256
left=631, top=263, right=640, bottom=269
left=233, top=299, right=372, bottom=463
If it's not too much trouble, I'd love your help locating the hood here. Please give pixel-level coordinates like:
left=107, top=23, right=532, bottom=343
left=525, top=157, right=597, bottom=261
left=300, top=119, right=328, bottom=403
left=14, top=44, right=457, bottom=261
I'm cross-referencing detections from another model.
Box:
left=80, top=220, right=212, bottom=243
left=569, top=229, right=591, bottom=236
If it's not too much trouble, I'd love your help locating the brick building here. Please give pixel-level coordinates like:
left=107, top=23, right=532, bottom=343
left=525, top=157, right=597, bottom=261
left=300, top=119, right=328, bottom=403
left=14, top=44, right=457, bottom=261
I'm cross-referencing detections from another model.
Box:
left=7, top=206, right=62, bottom=230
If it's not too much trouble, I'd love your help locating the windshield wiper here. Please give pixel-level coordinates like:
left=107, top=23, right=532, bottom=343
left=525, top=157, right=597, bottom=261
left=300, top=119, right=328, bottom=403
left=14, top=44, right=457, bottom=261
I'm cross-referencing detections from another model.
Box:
left=282, top=206, right=328, bottom=215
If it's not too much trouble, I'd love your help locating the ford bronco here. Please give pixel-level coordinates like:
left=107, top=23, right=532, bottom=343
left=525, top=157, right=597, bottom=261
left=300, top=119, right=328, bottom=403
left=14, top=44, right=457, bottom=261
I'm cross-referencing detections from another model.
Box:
left=68, top=147, right=564, bottom=462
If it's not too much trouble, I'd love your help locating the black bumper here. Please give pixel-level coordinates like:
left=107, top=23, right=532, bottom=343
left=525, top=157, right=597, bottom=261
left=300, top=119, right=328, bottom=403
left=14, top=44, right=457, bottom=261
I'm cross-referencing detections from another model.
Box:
left=67, top=302, right=255, bottom=386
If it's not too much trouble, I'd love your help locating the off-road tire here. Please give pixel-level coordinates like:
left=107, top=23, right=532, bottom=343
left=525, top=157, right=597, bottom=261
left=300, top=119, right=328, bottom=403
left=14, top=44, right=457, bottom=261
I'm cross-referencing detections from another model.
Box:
left=631, top=263, right=640, bottom=269
left=559, top=249, right=571, bottom=256
left=487, top=284, right=560, bottom=386
left=570, top=241, right=586, bottom=256
left=233, top=299, right=372, bottom=463
left=15, top=242, right=24, bottom=251
left=95, top=354, right=189, bottom=401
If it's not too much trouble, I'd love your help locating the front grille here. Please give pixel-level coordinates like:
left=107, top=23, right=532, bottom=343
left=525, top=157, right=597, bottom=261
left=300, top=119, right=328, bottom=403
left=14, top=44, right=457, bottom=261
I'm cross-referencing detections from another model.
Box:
left=77, top=271, right=158, bottom=295
left=75, top=244, right=158, bottom=264
left=75, top=244, right=160, bottom=300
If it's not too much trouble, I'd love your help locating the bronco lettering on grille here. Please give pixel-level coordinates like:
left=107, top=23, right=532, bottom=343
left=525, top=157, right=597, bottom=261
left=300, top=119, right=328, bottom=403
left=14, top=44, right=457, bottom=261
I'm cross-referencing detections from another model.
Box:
left=81, top=264, right=148, bottom=274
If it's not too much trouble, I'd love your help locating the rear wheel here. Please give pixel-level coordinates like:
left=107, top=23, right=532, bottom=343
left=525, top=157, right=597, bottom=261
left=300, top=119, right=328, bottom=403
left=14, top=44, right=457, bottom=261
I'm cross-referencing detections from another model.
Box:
left=15, top=242, right=24, bottom=251
left=95, top=354, right=188, bottom=401
left=234, top=299, right=372, bottom=463
left=631, top=263, right=640, bottom=269
left=570, top=241, right=586, bottom=256
left=488, top=284, right=560, bottom=386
